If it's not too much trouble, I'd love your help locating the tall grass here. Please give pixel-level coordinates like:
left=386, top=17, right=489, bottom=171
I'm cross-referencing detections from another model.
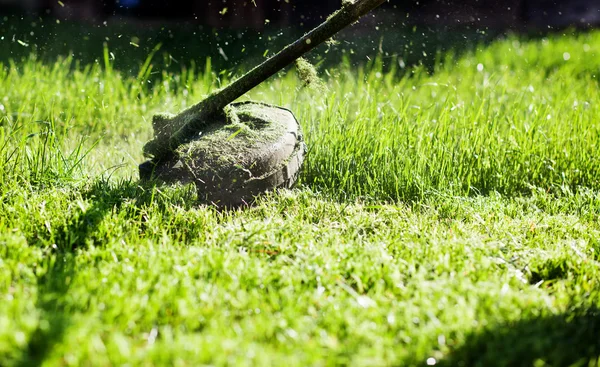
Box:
left=5, top=30, right=598, bottom=201
left=301, top=34, right=600, bottom=201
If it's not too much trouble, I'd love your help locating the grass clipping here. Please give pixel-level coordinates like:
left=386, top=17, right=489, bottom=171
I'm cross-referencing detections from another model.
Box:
left=295, top=57, right=327, bottom=92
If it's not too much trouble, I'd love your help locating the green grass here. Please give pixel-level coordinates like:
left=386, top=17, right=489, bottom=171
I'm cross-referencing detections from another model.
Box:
left=1, top=26, right=600, bottom=366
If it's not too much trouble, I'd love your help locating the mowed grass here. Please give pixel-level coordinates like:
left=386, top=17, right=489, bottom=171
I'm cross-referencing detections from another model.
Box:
left=1, top=28, right=600, bottom=366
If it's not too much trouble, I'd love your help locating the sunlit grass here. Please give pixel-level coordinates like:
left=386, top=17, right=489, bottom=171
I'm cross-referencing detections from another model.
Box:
left=1, top=29, right=600, bottom=366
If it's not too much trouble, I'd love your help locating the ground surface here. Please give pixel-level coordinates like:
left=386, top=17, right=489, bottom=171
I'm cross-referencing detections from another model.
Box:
left=1, top=25, right=600, bottom=366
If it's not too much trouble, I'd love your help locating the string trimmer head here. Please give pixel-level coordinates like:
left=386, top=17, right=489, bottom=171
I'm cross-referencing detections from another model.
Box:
left=139, top=0, right=386, bottom=207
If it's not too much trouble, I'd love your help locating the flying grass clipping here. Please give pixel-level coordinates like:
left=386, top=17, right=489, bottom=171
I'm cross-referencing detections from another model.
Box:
left=295, top=57, right=327, bottom=92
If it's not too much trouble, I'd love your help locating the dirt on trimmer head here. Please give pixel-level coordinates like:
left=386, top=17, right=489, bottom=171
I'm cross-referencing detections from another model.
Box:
left=139, top=102, right=306, bottom=207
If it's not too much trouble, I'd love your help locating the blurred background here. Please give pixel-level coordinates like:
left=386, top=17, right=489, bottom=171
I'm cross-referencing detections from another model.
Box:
left=1, top=0, right=599, bottom=29
left=0, top=0, right=598, bottom=77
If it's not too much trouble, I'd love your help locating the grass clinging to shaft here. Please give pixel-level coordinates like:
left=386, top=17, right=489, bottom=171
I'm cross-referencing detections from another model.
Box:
left=1, top=29, right=600, bottom=366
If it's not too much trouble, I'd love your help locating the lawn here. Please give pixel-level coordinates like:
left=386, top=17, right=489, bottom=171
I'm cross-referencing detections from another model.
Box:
left=1, top=21, right=600, bottom=366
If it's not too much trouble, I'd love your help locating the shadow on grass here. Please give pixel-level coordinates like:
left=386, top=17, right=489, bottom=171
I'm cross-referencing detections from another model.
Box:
left=45, top=178, right=200, bottom=251
left=16, top=178, right=200, bottom=365
left=16, top=180, right=136, bottom=365
left=16, top=253, right=77, bottom=367
left=441, top=306, right=600, bottom=367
